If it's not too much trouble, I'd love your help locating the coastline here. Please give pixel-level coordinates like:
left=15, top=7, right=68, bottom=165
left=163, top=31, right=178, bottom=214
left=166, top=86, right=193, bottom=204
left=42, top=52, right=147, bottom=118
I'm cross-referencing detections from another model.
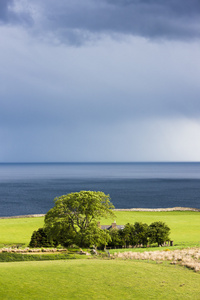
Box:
left=0, top=207, right=199, bottom=219
left=113, top=207, right=200, bottom=212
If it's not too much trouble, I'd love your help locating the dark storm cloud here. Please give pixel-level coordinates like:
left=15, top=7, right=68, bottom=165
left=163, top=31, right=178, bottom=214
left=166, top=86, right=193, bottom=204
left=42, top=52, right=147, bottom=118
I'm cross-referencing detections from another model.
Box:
left=0, top=0, right=32, bottom=25
left=1, top=0, right=200, bottom=42
left=0, top=0, right=14, bottom=22
left=1, top=1, right=200, bottom=162
left=36, top=0, right=200, bottom=42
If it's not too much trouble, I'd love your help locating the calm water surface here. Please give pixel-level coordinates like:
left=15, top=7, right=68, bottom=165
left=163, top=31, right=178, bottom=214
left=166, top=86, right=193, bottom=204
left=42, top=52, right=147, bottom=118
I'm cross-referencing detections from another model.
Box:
left=0, top=162, right=200, bottom=217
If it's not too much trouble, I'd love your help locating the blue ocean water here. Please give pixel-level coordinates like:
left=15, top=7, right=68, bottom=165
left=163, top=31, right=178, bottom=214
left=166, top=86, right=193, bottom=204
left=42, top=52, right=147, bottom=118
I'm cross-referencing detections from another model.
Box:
left=0, top=162, right=200, bottom=217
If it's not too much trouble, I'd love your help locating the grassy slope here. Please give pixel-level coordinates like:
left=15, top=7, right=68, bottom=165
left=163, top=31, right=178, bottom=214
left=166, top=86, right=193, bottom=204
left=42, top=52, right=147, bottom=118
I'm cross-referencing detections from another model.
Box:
left=0, top=217, right=44, bottom=246
left=0, top=259, right=199, bottom=300
left=0, top=211, right=199, bottom=246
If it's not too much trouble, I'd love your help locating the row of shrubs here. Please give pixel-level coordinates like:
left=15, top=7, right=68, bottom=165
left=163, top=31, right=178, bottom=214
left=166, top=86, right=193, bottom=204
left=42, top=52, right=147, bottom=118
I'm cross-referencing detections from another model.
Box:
left=0, top=252, right=75, bottom=262
left=107, top=221, right=170, bottom=248
left=29, top=221, right=170, bottom=249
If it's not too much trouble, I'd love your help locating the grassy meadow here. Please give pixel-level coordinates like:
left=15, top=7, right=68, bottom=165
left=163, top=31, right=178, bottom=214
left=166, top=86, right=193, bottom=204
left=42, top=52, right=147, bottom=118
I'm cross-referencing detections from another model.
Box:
left=0, top=217, right=44, bottom=247
left=0, top=211, right=199, bottom=247
left=0, top=259, right=200, bottom=300
left=0, top=211, right=200, bottom=299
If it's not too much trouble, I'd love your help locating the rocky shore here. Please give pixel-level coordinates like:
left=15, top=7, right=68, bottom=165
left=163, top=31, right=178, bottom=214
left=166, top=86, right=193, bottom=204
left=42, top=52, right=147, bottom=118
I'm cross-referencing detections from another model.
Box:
left=113, top=207, right=200, bottom=212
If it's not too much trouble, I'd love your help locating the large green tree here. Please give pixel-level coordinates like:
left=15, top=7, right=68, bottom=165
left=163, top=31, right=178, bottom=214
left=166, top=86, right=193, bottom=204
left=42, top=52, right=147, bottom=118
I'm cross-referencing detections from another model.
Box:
left=44, top=191, right=115, bottom=247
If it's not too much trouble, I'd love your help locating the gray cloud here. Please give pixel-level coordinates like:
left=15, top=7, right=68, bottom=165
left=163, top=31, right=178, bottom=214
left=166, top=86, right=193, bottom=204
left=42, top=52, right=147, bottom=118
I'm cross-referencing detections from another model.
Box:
left=1, top=0, right=200, bottom=44
left=1, top=4, right=200, bottom=162
left=0, top=0, right=12, bottom=21
left=0, top=0, right=32, bottom=25
left=39, top=0, right=200, bottom=42
left=0, top=32, right=200, bottom=132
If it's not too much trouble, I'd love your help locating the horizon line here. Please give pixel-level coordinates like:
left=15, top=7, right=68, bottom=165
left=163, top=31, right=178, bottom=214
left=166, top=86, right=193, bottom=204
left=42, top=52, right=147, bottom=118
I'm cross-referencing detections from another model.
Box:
left=0, top=161, right=200, bottom=164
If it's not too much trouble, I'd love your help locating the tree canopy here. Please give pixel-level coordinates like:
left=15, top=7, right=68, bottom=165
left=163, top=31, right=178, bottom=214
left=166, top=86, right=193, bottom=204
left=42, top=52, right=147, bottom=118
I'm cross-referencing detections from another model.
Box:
left=44, top=191, right=115, bottom=247
left=148, top=221, right=170, bottom=246
left=29, top=228, right=56, bottom=248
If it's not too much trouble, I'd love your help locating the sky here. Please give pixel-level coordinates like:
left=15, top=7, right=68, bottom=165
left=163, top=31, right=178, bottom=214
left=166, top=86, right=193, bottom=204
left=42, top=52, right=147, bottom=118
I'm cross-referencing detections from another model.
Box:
left=1, top=0, right=200, bottom=162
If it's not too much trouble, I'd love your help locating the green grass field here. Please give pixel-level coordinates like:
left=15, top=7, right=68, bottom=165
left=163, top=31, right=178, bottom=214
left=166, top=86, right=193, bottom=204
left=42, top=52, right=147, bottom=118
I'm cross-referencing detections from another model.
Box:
left=0, top=211, right=200, bottom=299
left=0, top=211, right=200, bottom=247
left=0, top=217, right=44, bottom=247
left=0, top=259, right=200, bottom=300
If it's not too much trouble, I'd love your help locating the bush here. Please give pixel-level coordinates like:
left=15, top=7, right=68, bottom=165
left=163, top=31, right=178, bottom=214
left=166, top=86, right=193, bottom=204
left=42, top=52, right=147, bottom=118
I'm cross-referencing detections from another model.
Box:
left=148, top=221, right=170, bottom=246
left=29, top=228, right=56, bottom=248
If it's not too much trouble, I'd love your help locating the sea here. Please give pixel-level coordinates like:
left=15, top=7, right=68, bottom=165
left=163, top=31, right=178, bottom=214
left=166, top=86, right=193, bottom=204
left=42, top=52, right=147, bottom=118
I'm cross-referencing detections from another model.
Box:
left=0, top=162, right=200, bottom=217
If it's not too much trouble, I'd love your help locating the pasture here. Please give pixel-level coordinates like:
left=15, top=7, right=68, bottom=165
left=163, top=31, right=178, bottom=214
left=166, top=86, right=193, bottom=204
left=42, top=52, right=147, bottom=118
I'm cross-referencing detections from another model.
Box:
left=0, top=259, right=200, bottom=299
left=0, top=211, right=199, bottom=300
left=0, top=211, right=199, bottom=247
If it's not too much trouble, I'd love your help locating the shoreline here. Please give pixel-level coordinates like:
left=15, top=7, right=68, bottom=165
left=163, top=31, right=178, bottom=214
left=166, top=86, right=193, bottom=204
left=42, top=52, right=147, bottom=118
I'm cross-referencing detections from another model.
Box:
left=0, top=207, right=199, bottom=219
left=113, top=207, right=200, bottom=212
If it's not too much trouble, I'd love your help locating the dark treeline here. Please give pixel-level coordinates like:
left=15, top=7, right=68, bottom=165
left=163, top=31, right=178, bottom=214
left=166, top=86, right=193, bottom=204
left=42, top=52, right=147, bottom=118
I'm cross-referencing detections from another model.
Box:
left=106, top=221, right=170, bottom=249
left=29, top=221, right=170, bottom=249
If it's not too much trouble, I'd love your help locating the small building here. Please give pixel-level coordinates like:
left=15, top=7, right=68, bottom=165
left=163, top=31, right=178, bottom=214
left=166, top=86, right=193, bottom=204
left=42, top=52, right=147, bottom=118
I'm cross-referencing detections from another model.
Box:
left=97, top=221, right=124, bottom=230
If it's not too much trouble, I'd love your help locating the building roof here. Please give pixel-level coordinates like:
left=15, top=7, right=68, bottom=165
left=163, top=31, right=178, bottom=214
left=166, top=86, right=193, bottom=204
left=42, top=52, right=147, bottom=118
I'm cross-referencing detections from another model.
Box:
left=100, top=225, right=124, bottom=230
